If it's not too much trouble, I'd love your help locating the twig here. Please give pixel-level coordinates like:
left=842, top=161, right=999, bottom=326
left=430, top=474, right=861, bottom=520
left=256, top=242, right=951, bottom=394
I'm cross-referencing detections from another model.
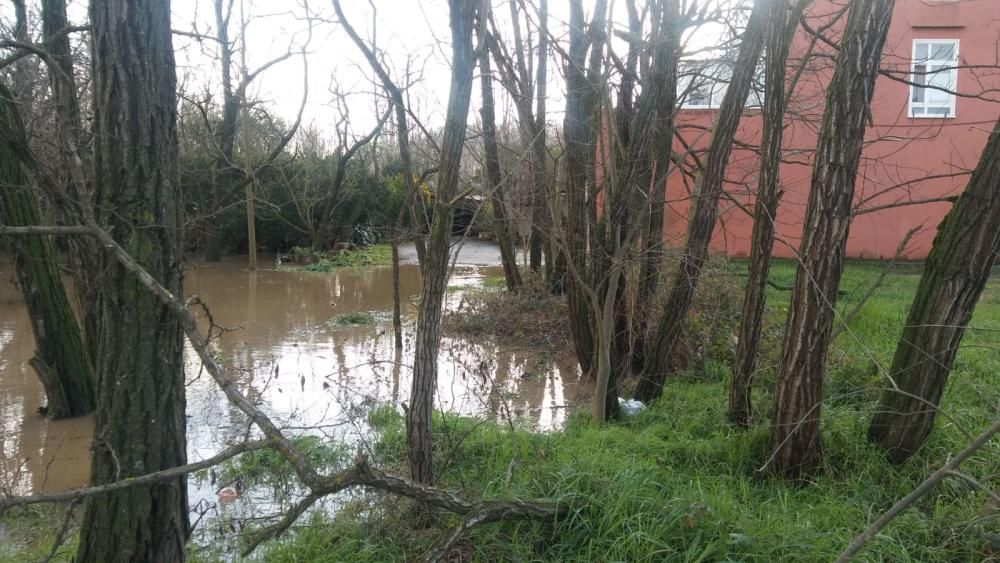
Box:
left=831, top=226, right=920, bottom=340
left=836, top=417, right=1000, bottom=562
left=0, top=440, right=272, bottom=512
left=425, top=508, right=493, bottom=562
left=41, top=498, right=81, bottom=563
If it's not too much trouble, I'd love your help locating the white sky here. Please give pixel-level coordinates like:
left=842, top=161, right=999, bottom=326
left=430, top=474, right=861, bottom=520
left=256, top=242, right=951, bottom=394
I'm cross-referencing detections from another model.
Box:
left=170, top=0, right=588, bottom=139
left=6, top=1, right=732, bottom=148
left=166, top=0, right=730, bottom=141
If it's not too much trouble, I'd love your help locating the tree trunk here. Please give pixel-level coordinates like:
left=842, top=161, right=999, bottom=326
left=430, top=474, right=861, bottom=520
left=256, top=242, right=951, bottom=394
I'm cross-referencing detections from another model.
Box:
left=407, top=0, right=476, bottom=485
left=632, top=0, right=680, bottom=374
left=868, top=115, right=1000, bottom=462
left=76, top=0, right=189, bottom=560
left=205, top=0, right=240, bottom=262
left=0, top=85, right=95, bottom=420
left=637, top=0, right=769, bottom=402
left=729, top=0, right=793, bottom=428
left=391, top=241, right=403, bottom=349
left=562, top=0, right=607, bottom=379
left=479, top=35, right=522, bottom=292
left=768, top=0, right=895, bottom=478
left=245, top=178, right=257, bottom=270
left=592, top=263, right=624, bottom=422
left=41, top=0, right=105, bottom=364
left=527, top=0, right=548, bottom=277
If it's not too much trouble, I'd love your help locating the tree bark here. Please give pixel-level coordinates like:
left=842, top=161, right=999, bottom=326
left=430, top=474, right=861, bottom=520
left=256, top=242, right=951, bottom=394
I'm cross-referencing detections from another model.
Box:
left=479, top=31, right=522, bottom=292
left=41, top=0, right=103, bottom=363
left=632, top=0, right=680, bottom=373
left=729, top=0, right=794, bottom=428
left=867, top=115, right=1000, bottom=463
left=531, top=0, right=548, bottom=281
left=391, top=241, right=403, bottom=349
left=0, top=84, right=95, bottom=419
left=768, top=0, right=895, bottom=478
left=241, top=111, right=258, bottom=271
left=76, top=0, right=189, bottom=559
left=637, top=0, right=769, bottom=402
left=204, top=0, right=239, bottom=262
left=407, top=0, right=476, bottom=484
left=562, top=0, right=606, bottom=380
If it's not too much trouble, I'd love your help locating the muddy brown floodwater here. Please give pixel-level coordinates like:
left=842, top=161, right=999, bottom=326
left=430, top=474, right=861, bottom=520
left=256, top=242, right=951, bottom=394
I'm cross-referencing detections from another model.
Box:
left=0, top=247, right=586, bottom=525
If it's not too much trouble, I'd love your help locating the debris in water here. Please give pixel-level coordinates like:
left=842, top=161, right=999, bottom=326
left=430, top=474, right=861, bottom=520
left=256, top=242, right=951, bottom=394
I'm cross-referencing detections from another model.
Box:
left=217, top=486, right=239, bottom=505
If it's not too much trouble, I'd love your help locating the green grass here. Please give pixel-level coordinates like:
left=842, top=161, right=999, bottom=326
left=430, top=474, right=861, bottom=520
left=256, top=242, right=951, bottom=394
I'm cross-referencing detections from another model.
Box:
left=482, top=275, right=507, bottom=290
left=3, top=261, right=996, bottom=562
left=261, top=260, right=1000, bottom=562
left=0, top=506, right=78, bottom=562
left=283, top=244, right=392, bottom=272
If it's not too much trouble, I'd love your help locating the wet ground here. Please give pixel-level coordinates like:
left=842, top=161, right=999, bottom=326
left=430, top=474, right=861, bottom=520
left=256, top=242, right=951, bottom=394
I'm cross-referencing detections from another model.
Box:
left=0, top=242, right=585, bottom=533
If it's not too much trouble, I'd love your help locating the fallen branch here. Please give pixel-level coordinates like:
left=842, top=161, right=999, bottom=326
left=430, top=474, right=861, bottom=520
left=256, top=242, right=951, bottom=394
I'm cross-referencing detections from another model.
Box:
left=0, top=439, right=273, bottom=512
left=1, top=222, right=566, bottom=559
left=242, top=454, right=565, bottom=556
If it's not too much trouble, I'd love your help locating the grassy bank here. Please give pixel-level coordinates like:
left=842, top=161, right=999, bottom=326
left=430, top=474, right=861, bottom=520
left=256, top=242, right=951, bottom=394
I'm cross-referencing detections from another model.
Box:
left=263, top=260, right=999, bottom=562
left=2, top=261, right=996, bottom=561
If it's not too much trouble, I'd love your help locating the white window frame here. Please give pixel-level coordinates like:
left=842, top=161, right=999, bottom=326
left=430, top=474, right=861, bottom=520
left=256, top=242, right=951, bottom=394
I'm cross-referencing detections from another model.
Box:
left=909, top=39, right=959, bottom=119
left=678, top=60, right=765, bottom=110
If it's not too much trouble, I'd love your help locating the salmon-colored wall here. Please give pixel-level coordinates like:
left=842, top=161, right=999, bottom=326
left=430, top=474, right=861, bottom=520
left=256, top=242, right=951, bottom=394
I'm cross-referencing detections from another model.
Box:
left=663, top=0, right=1000, bottom=260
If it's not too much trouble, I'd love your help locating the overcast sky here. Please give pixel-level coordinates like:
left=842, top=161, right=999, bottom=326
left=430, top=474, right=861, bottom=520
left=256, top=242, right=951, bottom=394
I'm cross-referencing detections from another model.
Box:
left=169, top=0, right=599, bottom=139
left=5, top=1, right=731, bottom=147
left=167, top=1, right=730, bottom=140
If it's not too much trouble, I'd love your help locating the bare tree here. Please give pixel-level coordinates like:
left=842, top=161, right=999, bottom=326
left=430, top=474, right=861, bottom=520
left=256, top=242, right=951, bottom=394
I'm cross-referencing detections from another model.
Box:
left=729, top=0, right=803, bottom=428
left=633, top=0, right=682, bottom=373
left=562, top=0, right=608, bottom=381
left=636, top=0, right=769, bottom=403
left=767, top=0, right=896, bottom=478
left=867, top=113, right=1000, bottom=463
left=479, top=16, right=523, bottom=291
left=486, top=0, right=549, bottom=277
left=333, top=0, right=428, bottom=260
left=407, top=0, right=478, bottom=484
left=0, top=1, right=95, bottom=419
left=197, top=0, right=310, bottom=268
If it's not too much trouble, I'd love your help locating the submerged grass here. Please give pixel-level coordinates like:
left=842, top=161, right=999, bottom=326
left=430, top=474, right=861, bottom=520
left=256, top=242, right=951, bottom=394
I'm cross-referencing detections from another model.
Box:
left=328, top=310, right=385, bottom=326
left=263, top=259, right=999, bottom=562
left=282, top=244, right=392, bottom=272
left=445, top=274, right=573, bottom=357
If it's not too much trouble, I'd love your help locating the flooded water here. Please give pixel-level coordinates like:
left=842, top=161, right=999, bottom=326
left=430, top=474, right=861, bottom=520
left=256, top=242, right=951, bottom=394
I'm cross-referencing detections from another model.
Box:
left=0, top=244, right=586, bottom=526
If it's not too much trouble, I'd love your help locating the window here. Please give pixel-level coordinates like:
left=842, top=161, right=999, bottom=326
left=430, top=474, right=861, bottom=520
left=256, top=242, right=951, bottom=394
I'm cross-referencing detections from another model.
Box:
left=910, top=39, right=958, bottom=118
left=679, top=61, right=727, bottom=109
left=678, top=60, right=765, bottom=109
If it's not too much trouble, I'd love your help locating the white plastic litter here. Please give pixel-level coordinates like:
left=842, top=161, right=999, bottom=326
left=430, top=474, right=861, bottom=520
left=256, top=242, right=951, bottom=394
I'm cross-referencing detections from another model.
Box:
left=618, top=397, right=646, bottom=416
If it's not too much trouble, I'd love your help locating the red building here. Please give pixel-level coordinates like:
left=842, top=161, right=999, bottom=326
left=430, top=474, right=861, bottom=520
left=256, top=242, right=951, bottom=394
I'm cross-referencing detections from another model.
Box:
left=667, top=0, right=1000, bottom=259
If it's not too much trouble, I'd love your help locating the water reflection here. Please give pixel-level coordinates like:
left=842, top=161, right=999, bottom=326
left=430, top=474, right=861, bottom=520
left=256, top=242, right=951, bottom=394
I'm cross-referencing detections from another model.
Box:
left=0, top=256, right=586, bottom=501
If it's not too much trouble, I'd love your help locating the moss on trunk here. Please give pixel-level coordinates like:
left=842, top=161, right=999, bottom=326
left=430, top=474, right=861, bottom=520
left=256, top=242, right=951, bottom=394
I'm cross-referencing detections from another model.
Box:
left=0, top=84, right=95, bottom=419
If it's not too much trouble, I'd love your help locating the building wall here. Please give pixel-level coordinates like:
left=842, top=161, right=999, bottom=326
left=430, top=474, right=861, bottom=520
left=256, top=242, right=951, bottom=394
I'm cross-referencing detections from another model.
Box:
left=665, top=0, right=1000, bottom=259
